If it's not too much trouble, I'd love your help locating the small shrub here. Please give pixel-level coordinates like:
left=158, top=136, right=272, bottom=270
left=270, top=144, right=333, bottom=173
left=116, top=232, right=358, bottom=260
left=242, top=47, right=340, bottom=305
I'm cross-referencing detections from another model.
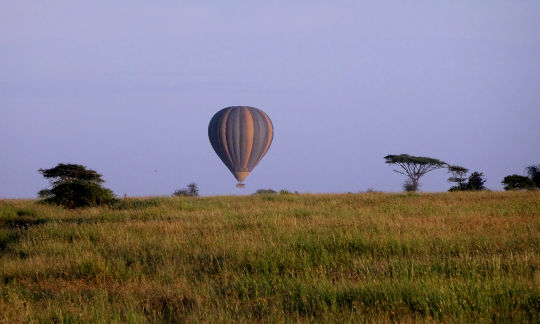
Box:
left=173, top=189, right=189, bottom=196
left=254, top=189, right=277, bottom=195
left=173, top=183, right=199, bottom=197
left=403, top=180, right=417, bottom=192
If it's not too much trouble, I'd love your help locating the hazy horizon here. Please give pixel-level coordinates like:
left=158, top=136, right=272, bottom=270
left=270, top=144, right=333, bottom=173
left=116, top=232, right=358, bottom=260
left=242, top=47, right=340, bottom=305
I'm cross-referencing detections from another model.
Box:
left=2, top=1, right=539, bottom=198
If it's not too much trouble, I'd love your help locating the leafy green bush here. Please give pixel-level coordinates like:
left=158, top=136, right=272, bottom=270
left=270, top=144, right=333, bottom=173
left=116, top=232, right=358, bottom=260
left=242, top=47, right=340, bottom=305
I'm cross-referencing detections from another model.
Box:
left=502, top=174, right=536, bottom=190
left=38, top=163, right=116, bottom=208
left=403, top=180, right=417, bottom=192
left=466, top=171, right=486, bottom=191
left=254, top=189, right=277, bottom=195
left=173, top=183, right=199, bottom=197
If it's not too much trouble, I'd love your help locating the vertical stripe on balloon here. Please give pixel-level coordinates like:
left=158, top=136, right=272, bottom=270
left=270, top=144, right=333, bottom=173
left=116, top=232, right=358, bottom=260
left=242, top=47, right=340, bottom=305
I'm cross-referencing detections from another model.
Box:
left=220, top=108, right=233, bottom=169
left=242, top=107, right=254, bottom=171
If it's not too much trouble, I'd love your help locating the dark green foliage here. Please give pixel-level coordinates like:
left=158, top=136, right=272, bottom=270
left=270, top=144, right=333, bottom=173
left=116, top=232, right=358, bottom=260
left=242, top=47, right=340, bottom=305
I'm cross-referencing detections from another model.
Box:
left=173, top=183, right=199, bottom=197
left=501, top=165, right=540, bottom=191
left=38, top=163, right=115, bottom=208
left=526, top=165, right=540, bottom=188
left=38, top=163, right=104, bottom=184
left=502, top=174, right=535, bottom=190
left=447, top=165, right=486, bottom=191
left=403, top=180, right=417, bottom=192
left=39, top=181, right=115, bottom=209
left=447, top=165, right=469, bottom=191
left=466, top=171, right=486, bottom=191
left=173, top=189, right=190, bottom=197
left=254, top=189, right=277, bottom=195
left=384, top=154, right=446, bottom=166
left=187, top=183, right=199, bottom=196
left=384, top=154, right=446, bottom=192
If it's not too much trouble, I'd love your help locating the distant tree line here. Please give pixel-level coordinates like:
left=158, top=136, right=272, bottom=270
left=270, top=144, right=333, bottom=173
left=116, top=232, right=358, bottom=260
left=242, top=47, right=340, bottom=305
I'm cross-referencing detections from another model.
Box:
left=253, top=189, right=297, bottom=195
left=35, top=160, right=539, bottom=209
left=384, top=154, right=486, bottom=192
left=384, top=153, right=538, bottom=192
left=37, top=163, right=202, bottom=209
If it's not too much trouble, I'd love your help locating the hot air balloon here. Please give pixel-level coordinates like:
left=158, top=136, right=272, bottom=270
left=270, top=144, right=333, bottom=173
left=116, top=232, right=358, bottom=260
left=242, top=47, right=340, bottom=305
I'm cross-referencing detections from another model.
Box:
left=208, top=106, right=273, bottom=188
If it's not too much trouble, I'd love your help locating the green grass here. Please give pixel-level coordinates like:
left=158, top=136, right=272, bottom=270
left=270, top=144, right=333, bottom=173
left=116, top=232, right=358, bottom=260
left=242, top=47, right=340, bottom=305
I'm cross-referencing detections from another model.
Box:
left=1, top=191, right=539, bottom=323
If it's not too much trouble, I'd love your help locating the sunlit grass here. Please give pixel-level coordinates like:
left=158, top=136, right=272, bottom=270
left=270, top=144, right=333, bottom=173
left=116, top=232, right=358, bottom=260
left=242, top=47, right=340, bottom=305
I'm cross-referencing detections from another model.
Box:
left=1, top=191, right=539, bottom=322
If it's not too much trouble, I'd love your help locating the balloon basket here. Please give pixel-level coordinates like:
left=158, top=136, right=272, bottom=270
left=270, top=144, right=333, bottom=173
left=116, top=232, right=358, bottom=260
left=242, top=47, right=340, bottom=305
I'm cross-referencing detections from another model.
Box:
left=236, top=183, right=246, bottom=188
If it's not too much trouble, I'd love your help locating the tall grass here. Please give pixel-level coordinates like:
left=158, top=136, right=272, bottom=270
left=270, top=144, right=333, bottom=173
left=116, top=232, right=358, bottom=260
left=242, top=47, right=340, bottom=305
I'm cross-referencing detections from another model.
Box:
left=1, top=192, right=539, bottom=323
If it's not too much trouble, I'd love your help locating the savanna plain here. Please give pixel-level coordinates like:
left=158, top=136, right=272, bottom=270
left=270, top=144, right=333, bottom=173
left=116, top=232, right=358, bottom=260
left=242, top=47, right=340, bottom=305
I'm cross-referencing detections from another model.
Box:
left=1, top=191, right=539, bottom=323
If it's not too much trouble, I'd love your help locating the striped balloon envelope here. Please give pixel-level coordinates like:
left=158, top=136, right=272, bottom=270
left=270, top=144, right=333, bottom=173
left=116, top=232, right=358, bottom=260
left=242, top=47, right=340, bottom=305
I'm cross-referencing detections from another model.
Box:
left=208, top=106, right=274, bottom=187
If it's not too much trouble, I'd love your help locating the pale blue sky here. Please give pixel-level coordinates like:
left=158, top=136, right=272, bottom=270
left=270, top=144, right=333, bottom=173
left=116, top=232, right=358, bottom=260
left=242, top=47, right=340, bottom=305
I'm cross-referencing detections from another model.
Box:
left=1, top=1, right=539, bottom=197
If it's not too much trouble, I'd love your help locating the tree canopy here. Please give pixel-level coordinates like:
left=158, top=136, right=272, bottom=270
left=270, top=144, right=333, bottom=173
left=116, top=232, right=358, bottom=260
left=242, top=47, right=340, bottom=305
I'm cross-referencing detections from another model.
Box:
left=467, top=171, right=486, bottom=191
left=39, top=163, right=104, bottom=184
left=502, top=174, right=535, bottom=190
left=384, top=154, right=446, bottom=166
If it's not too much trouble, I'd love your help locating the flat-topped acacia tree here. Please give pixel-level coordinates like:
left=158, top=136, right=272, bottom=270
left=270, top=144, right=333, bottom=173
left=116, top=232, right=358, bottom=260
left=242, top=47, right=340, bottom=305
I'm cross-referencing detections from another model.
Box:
left=384, top=154, right=446, bottom=192
left=38, top=163, right=115, bottom=208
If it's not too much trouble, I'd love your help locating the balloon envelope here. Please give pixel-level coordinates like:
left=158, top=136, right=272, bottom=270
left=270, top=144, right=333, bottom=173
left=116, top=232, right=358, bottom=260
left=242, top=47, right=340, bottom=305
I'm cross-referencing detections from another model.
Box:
left=208, top=106, right=273, bottom=185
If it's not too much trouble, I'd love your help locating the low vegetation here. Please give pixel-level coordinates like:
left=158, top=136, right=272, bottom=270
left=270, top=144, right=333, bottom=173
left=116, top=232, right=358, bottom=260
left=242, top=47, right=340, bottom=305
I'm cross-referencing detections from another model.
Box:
left=1, top=192, right=539, bottom=322
left=502, top=175, right=536, bottom=190
left=173, top=183, right=199, bottom=197
left=503, top=165, right=540, bottom=191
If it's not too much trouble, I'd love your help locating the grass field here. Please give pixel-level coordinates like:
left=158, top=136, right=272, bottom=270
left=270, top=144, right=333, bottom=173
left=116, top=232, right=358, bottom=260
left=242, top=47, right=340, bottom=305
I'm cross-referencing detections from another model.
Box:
left=1, top=191, right=539, bottom=323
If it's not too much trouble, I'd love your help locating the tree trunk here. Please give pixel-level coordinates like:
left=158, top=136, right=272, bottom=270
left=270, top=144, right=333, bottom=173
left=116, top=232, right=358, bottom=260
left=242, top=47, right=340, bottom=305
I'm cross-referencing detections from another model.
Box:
left=412, top=178, right=419, bottom=192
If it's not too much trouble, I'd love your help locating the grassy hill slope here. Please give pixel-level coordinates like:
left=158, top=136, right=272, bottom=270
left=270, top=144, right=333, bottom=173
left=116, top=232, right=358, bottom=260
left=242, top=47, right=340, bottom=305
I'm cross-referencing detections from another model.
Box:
left=1, top=192, right=539, bottom=323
